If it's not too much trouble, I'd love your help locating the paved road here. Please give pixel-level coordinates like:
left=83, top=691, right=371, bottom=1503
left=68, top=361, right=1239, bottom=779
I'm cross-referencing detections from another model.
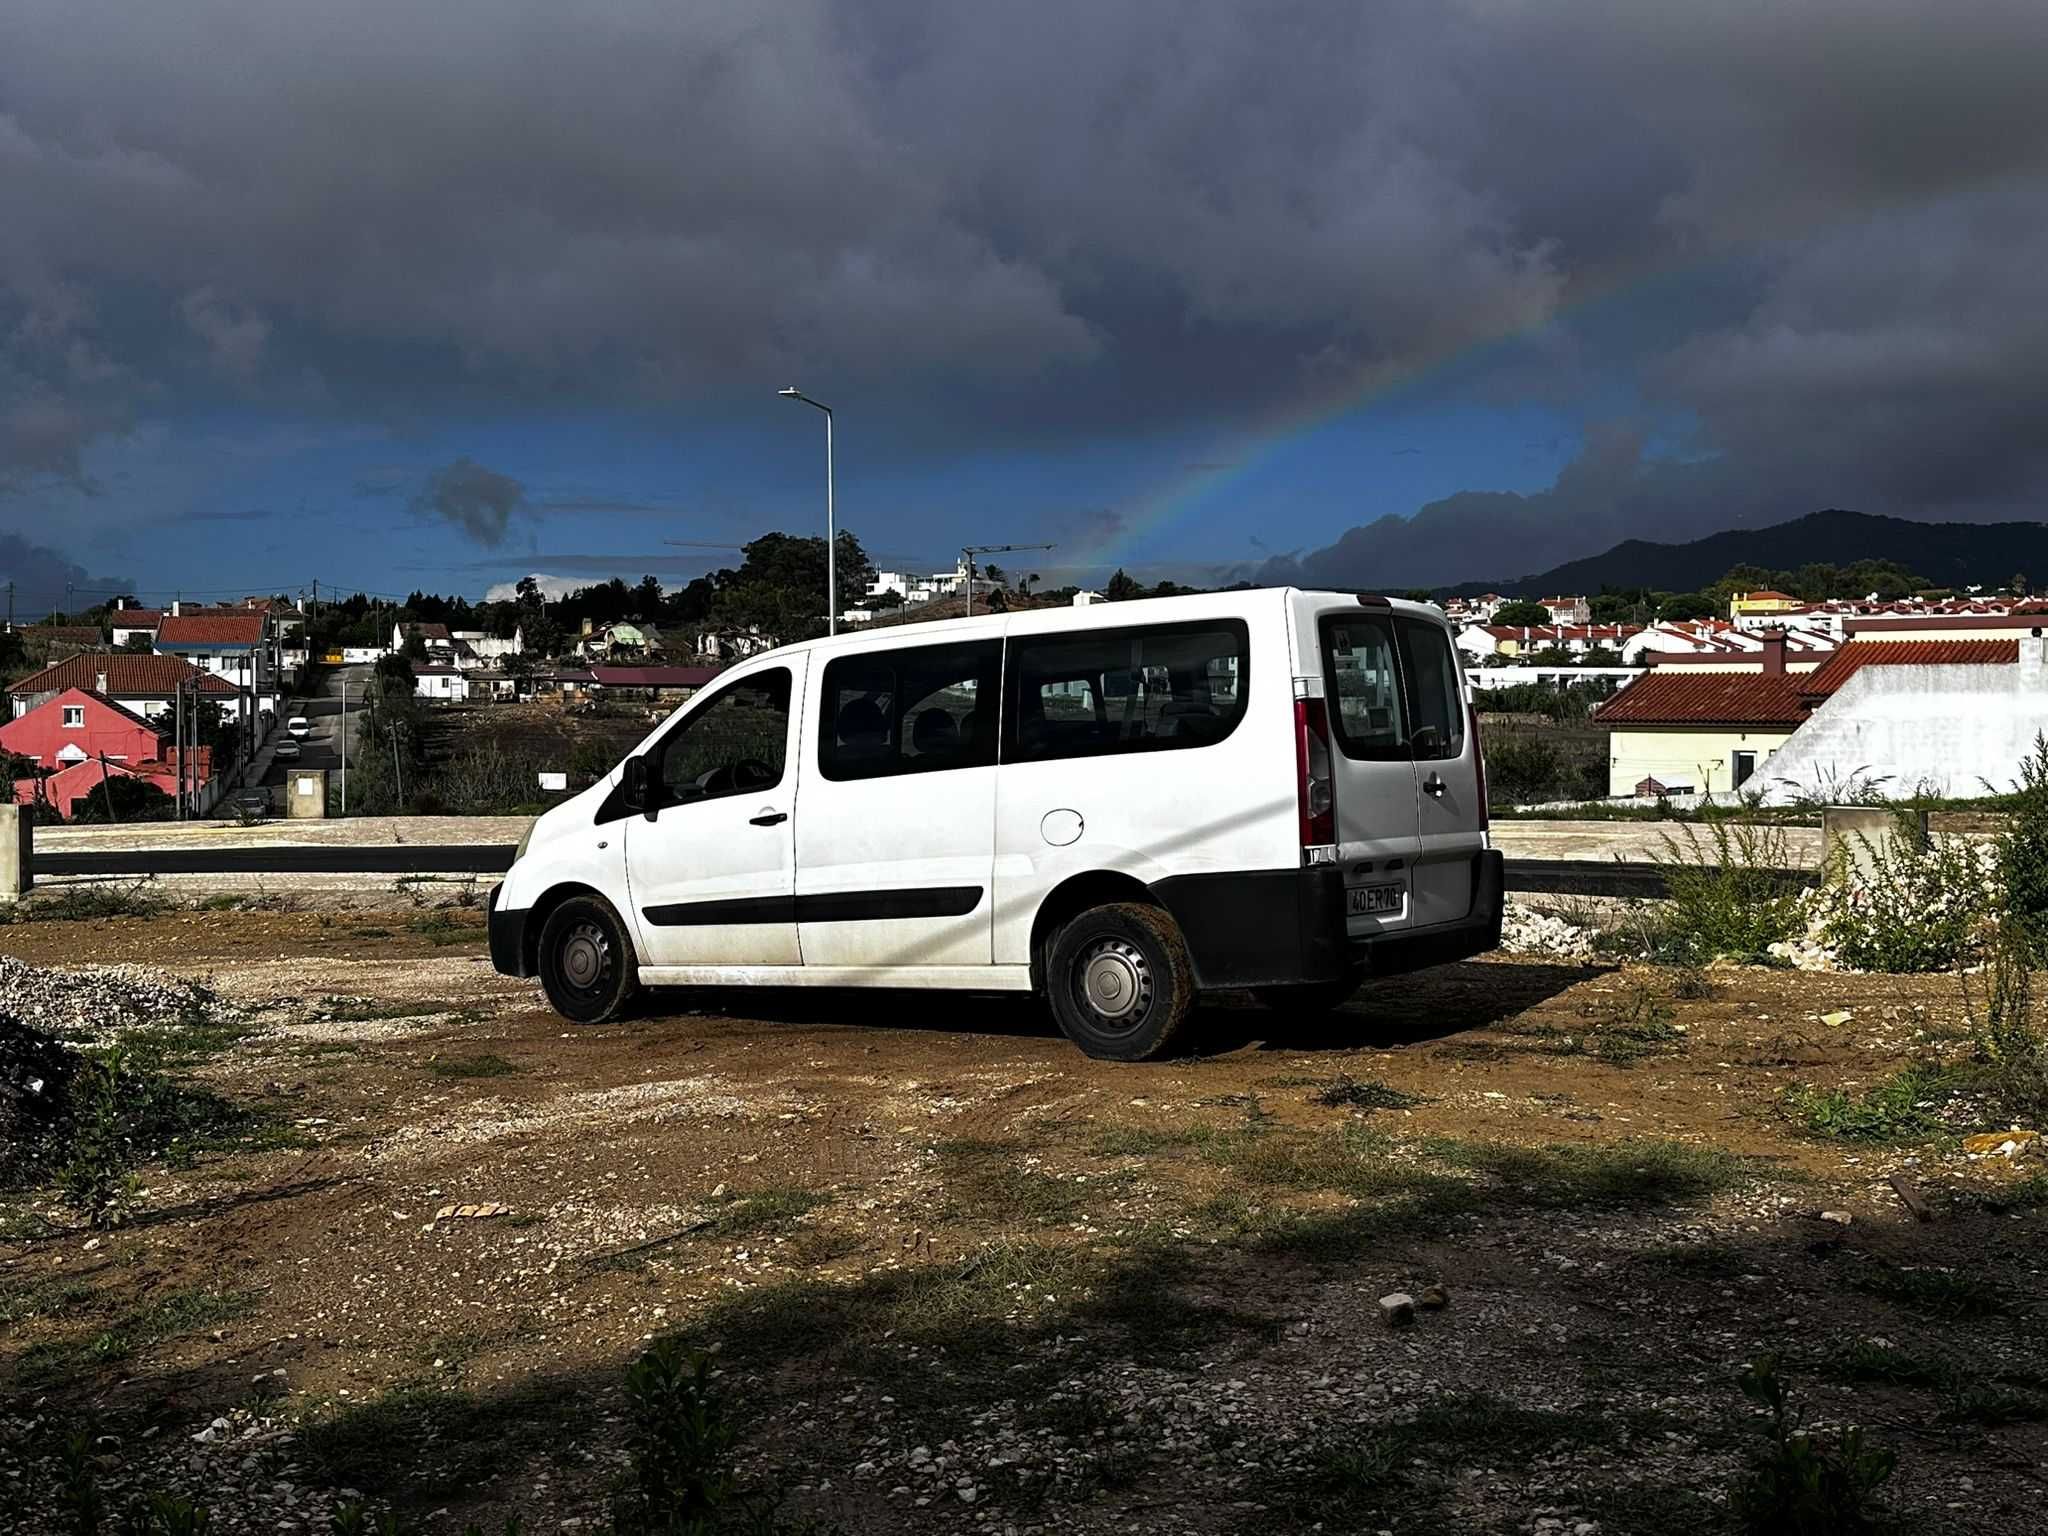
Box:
left=259, top=664, right=369, bottom=795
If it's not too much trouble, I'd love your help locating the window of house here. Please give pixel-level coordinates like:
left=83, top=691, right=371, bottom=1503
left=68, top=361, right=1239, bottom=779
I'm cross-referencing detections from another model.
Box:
left=62, top=705, right=85, bottom=727
left=1006, top=620, right=1249, bottom=762
left=652, top=668, right=791, bottom=806
left=819, top=641, right=1001, bottom=781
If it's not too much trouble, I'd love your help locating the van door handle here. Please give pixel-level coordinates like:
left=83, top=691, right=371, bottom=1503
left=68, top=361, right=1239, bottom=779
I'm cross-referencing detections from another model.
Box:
left=749, top=808, right=788, bottom=827
left=1422, top=772, right=1446, bottom=798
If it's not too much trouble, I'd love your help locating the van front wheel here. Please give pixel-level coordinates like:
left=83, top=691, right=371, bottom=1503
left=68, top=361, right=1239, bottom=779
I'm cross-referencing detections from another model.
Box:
left=537, top=895, right=641, bottom=1025
left=1046, top=902, right=1194, bottom=1061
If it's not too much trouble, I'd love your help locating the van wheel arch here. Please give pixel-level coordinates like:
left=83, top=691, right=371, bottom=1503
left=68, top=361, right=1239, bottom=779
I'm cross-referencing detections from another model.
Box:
left=524, top=882, right=639, bottom=976
left=1028, top=870, right=1159, bottom=993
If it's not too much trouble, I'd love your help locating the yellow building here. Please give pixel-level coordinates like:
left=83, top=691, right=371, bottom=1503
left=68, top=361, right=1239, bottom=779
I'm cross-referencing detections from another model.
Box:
left=1597, top=671, right=1808, bottom=797
left=1728, top=589, right=1802, bottom=621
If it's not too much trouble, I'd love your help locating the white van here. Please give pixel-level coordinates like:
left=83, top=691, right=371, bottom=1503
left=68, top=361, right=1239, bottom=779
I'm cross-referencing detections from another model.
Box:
left=488, top=588, right=1501, bottom=1059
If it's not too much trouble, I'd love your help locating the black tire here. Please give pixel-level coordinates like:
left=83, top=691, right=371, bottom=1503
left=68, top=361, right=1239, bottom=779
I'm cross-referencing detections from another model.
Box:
left=537, top=895, right=641, bottom=1025
left=1251, top=969, right=1365, bottom=1016
left=1045, top=901, right=1195, bottom=1061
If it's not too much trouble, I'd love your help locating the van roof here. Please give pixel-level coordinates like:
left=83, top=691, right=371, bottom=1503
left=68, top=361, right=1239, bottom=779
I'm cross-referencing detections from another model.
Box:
left=777, top=586, right=1446, bottom=659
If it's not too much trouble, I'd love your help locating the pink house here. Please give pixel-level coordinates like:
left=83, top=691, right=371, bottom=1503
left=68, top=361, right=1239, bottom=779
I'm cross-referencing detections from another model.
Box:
left=2, top=688, right=209, bottom=818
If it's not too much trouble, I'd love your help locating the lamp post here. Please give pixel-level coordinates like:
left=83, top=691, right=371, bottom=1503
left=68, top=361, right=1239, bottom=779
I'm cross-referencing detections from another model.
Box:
left=778, top=387, right=836, bottom=635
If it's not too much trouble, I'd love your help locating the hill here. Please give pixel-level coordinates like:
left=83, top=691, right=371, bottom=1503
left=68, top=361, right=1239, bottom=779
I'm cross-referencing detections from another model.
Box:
left=1439, top=510, right=2048, bottom=598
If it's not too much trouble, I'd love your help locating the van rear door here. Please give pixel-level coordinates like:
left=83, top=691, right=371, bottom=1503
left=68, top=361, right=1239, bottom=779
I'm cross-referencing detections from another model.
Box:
left=1313, top=607, right=1419, bottom=936
left=1395, top=615, right=1486, bottom=929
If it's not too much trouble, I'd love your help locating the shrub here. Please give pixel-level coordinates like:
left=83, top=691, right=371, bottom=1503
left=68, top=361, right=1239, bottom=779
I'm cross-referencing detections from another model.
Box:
left=1650, top=819, right=1804, bottom=964
left=1813, top=819, right=1991, bottom=973
left=1996, top=732, right=2048, bottom=963
left=1732, top=1357, right=1896, bottom=1534
left=56, top=1051, right=142, bottom=1228
left=1963, top=918, right=2048, bottom=1126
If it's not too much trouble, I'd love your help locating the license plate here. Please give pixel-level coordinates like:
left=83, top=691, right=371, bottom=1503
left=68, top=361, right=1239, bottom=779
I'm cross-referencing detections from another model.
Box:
left=1348, top=882, right=1404, bottom=916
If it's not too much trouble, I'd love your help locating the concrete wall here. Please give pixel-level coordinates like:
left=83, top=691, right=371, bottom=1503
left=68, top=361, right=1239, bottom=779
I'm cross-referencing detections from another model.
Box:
left=1607, top=725, right=1797, bottom=797
left=1759, top=644, right=2048, bottom=804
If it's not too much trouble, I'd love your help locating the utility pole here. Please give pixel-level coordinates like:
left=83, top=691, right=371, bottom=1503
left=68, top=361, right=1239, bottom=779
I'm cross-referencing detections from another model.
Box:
left=960, top=544, right=1055, bottom=618
left=174, top=678, right=185, bottom=821
left=777, top=388, right=837, bottom=633
left=340, top=676, right=348, bottom=815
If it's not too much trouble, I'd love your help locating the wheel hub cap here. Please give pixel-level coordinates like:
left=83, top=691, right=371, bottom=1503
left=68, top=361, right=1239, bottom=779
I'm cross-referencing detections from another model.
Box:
left=1080, top=939, right=1150, bottom=1023
left=562, top=924, right=607, bottom=990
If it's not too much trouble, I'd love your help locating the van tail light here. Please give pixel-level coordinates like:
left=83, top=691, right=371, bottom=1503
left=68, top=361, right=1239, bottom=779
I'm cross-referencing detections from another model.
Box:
left=1295, top=697, right=1336, bottom=855
left=1469, top=700, right=1489, bottom=831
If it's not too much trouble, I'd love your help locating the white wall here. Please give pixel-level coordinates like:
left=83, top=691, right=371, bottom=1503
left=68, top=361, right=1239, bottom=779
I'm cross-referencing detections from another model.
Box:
left=1759, top=644, right=2048, bottom=804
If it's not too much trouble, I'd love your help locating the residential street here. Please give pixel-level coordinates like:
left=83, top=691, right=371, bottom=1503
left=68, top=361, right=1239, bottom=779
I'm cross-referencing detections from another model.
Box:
left=256, top=663, right=369, bottom=799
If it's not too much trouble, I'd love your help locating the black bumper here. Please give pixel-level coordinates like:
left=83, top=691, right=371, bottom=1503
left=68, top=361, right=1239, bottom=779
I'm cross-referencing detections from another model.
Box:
left=1353, top=848, right=1505, bottom=979
left=1154, top=848, right=1505, bottom=991
left=487, top=883, right=532, bottom=977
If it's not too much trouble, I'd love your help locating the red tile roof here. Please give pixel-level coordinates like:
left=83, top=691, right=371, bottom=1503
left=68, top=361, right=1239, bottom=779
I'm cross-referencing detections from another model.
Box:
left=6, top=653, right=237, bottom=697
left=109, top=608, right=165, bottom=627
left=1736, top=590, right=1798, bottom=603
left=24, top=625, right=103, bottom=645
left=1800, top=639, right=2019, bottom=699
left=157, top=613, right=266, bottom=646
left=1596, top=673, right=1811, bottom=727
left=591, top=665, right=722, bottom=688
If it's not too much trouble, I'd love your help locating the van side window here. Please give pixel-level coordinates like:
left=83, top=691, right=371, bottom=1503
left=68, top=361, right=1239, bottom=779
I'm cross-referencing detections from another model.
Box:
left=1320, top=614, right=1407, bottom=761
left=654, top=668, right=791, bottom=807
left=1006, top=620, right=1249, bottom=763
left=818, top=640, right=1001, bottom=782
left=1396, top=619, right=1465, bottom=760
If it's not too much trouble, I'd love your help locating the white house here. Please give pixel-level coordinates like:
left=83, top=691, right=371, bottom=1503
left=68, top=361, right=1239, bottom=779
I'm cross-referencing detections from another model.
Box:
left=413, top=664, right=471, bottom=702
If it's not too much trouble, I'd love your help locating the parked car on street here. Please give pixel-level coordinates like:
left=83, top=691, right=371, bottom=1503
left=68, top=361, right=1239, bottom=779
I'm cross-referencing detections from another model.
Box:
left=274, top=739, right=301, bottom=762
left=287, top=716, right=312, bottom=739
left=489, top=588, right=1500, bottom=1058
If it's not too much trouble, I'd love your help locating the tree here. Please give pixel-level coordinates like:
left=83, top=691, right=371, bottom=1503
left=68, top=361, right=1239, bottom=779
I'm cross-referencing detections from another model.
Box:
left=710, top=530, right=877, bottom=643
left=72, top=776, right=175, bottom=823
left=2013, top=572, right=2030, bottom=597
left=1657, top=591, right=1717, bottom=622
left=121, top=632, right=154, bottom=653
left=633, top=575, right=664, bottom=618
left=1492, top=599, right=1552, bottom=628
left=1105, top=568, right=1144, bottom=602
left=983, top=563, right=1007, bottom=588
left=871, top=589, right=905, bottom=611
left=402, top=630, right=428, bottom=661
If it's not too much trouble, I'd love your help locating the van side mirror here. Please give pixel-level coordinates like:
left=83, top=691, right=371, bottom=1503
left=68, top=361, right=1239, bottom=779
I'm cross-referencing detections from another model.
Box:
left=621, top=755, right=652, bottom=814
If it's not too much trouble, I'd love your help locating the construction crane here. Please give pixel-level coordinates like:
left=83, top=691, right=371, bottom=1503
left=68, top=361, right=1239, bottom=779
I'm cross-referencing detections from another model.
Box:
left=961, top=543, right=1055, bottom=618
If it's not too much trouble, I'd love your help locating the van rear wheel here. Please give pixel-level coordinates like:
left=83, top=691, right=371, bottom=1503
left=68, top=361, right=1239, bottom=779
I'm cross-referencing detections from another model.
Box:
left=1046, top=902, right=1194, bottom=1061
left=537, top=895, right=640, bottom=1025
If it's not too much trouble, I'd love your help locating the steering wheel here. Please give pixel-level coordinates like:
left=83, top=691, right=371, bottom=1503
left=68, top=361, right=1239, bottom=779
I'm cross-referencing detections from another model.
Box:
left=731, top=757, right=775, bottom=791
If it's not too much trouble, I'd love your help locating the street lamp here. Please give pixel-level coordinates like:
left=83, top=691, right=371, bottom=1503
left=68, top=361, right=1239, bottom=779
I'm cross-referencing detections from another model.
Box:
left=778, top=387, right=836, bottom=635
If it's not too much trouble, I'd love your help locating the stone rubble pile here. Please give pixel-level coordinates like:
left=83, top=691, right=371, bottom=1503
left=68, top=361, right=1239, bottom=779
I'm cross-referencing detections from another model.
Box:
left=0, top=954, right=238, bottom=1040
left=1497, top=900, right=1600, bottom=963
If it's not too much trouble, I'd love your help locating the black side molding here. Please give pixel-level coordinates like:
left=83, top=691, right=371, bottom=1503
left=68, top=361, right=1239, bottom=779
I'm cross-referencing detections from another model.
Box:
left=643, top=886, right=984, bottom=928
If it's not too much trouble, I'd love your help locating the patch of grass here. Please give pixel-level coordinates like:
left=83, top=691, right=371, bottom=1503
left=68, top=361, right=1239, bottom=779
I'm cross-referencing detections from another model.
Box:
left=1940, top=1386, right=2048, bottom=1427
left=347, top=926, right=394, bottom=939
left=705, top=1186, right=829, bottom=1239
left=1955, top=1171, right=2048, bottom=1213
left=0, top=1273, right=97, bottom=1326
left=319, top=995, right=434, bottom=1022
left=428, top=1052, right=519, bottom=1079
left=788, top=1226, right=864, bottom=1267
left=1312, top=1074, right=1424, bottom=1112
left=15, top=1287, right=253, bottom=1387
left=940, top=1139, right=1118, bottom=1223
left=196, top=893, right=246, bottom=912
left=2, top=884, right=173, bottom=925
left=1786, top=1061, right=1975, bottom=1142
left=1636, top=1241, right=1753, bottom=1281
left=1425, top=1136, right=1748, bottom=1209
left=298, top=1379, right=584, bottom=1503
left=1090, top=1124, right=1220, bottom=1156
left=1838, top=1257, right=2008, bottom=1318
left=1831, top=1341, right=1949, bottom=1389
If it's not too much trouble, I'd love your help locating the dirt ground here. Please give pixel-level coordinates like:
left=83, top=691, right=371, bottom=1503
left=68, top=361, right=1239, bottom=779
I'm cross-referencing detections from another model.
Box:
left=2, top=908, right=2043, bottom=1534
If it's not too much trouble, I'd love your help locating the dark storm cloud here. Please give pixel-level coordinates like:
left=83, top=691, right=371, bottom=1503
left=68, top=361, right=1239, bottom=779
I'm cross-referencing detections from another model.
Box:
left=412, top=457, right=527, bottom=546
left=0, top=532, right=133, bottom=611
left=3, top=0, right=2048, bottom=573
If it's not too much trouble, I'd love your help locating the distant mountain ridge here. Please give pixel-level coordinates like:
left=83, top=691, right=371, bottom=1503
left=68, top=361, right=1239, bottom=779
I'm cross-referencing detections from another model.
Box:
left=1439, top=510, right=2048, bottom=598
